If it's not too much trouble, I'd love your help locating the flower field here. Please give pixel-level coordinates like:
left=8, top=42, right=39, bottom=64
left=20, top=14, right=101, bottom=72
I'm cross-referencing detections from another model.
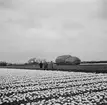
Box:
left=0, top=69, right=107, bottom=105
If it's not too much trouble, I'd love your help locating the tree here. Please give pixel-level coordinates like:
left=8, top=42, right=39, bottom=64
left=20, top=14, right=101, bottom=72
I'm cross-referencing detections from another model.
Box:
left=0, top=61, right=7, bottom=66
left=28, top=58, right=47, bottom=64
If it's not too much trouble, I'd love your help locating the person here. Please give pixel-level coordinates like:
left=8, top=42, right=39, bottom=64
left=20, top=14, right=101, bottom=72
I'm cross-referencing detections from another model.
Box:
left=43, top=61, right=48, bottom=70
left=39, top=61, right=43, bottom=69
left=50, top=61, right=53, bottom=70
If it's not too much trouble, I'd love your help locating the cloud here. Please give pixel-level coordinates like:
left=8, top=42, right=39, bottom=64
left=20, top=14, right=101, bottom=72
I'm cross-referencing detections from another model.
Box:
left=98, top=0, right=107, bottom=19
left=0, top=0, right=12, bottom=8
left=0, top=0, right=107, bottom=62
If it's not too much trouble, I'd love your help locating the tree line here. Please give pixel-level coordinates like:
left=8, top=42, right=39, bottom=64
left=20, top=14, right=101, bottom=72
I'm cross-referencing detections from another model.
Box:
left=81, top=61, right=107, bottom=64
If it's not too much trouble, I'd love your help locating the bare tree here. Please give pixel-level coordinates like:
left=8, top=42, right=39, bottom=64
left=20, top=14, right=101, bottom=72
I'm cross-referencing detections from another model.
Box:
left=28, top=58, right=37, bottom=64
left=28, top=58, right=47, bottom=64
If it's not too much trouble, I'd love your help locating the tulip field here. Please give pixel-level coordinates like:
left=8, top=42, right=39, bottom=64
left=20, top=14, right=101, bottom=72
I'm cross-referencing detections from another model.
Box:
left=0, top=69, right=107, bottom=105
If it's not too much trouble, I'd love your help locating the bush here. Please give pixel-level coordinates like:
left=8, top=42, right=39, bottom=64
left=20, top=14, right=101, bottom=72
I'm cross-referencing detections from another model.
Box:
left=0, top=61, right=7, bottom=66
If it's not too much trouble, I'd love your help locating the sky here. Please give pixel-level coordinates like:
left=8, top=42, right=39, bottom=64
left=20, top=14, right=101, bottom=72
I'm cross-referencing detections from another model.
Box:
left=0, top=0, right=107, bottom=63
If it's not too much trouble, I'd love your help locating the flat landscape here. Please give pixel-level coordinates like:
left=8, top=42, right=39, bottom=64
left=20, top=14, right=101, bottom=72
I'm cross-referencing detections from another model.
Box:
left=1, top=68, right=107, bottom=105
left=1, top=63, right=107, bottom=73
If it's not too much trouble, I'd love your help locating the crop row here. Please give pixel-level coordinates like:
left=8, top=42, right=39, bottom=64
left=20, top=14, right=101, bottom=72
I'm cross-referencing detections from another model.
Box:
left=0, top=70, right=107, bottom=105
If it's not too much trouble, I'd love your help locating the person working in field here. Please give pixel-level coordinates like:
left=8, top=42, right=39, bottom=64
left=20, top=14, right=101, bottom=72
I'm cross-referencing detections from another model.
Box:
left=43, top=61, right=48, bottom=70
left=49, top=61, right=53, bottom=70
left=39, top=61, right=43, bottom=69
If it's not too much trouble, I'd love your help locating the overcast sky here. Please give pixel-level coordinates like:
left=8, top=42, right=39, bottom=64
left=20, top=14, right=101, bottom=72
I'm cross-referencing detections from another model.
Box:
left=0, top=0, right=107, bottom=63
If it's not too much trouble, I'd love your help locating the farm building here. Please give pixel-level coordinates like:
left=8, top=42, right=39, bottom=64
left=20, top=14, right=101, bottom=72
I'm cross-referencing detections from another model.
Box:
left=55, top=55, right=81, bottom=65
